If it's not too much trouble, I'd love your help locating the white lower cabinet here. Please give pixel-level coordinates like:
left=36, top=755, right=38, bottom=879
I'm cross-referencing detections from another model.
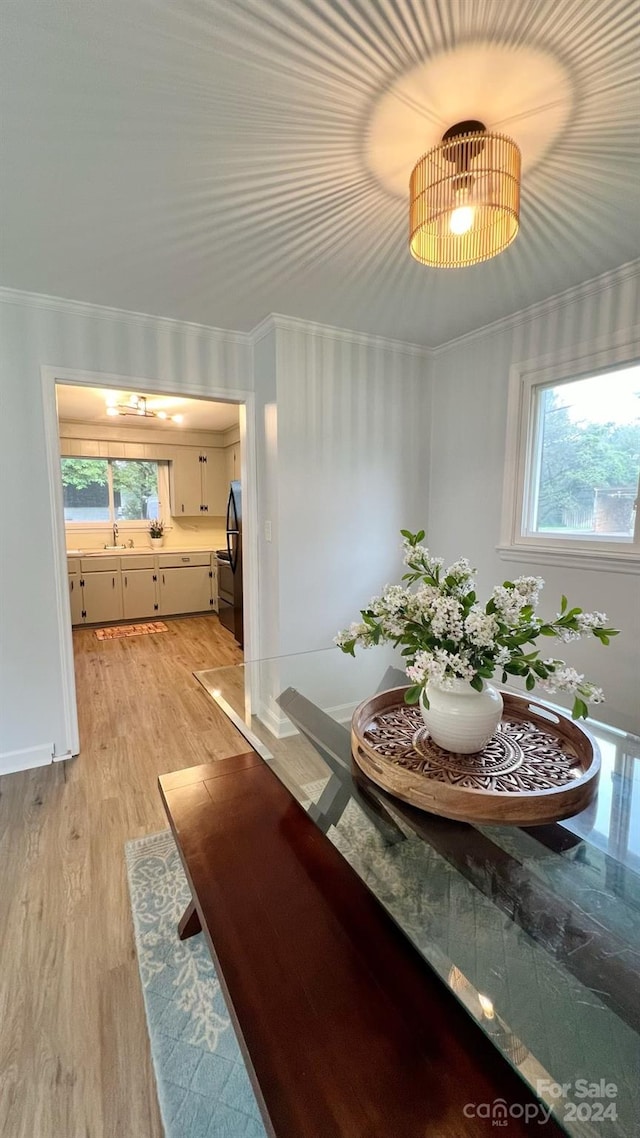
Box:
left=159, top=566, right=213, bottom=615
left=82, top=570, right=123, bottom=624
left=68, top=574, right=84, bottom=625
left=122, top=568, right=159, bottom=619
left=68, top=552, right=216, bottom=624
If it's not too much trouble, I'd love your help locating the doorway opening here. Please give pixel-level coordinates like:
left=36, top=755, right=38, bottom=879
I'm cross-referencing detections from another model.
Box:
left=43, top=368, right=257, bottom=759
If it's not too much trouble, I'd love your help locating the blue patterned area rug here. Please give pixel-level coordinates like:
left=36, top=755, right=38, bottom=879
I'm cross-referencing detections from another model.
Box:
left=125, top=830, right=267, bottom=1138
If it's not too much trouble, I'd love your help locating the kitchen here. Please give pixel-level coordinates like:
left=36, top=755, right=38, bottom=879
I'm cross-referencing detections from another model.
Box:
left=58, top=383, right=244, bottom=654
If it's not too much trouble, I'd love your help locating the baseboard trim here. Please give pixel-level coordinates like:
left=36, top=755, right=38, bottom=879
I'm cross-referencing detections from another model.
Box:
left=257, top=699, right=357, bottom=740
left=0, top=743, right=55, bottom=776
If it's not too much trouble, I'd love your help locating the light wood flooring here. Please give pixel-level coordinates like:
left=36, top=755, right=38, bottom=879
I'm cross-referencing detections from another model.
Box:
left=0, top=615, right=245, bottom=1138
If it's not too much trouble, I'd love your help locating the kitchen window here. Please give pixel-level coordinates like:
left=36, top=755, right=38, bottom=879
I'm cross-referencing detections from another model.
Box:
left=500, top=352, right=640, bottom=570
left=61, top=457, right=165, bottom=524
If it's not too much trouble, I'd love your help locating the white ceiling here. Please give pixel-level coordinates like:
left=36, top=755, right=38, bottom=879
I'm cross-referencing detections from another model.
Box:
left=56, top=385, right=239, bottom=432
left=1, top=1, right=638, bottom=347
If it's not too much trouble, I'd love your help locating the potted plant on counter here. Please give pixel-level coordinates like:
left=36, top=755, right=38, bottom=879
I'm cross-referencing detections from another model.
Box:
left=148, top=519, right=165, bottom=549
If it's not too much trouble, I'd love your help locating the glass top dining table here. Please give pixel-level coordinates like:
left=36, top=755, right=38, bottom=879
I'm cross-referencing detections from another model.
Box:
left=195, top=646, right=640, bottom=1138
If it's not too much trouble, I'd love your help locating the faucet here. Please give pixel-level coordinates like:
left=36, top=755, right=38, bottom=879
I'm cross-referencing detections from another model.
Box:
left=112, top=522, right=119, bottom=546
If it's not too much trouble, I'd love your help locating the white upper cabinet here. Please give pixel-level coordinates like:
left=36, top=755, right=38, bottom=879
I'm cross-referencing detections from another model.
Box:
left=169, top=448, right=227, bottom=516
left=201, top=448, right=227, bottom=515
left=226, top=443, right=240, bottom=486
left=170, top=450, right=203, bottom=516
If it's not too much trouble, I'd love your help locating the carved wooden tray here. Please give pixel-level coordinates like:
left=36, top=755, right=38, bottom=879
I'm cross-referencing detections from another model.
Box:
left=351, top=688, right=600, bottom=825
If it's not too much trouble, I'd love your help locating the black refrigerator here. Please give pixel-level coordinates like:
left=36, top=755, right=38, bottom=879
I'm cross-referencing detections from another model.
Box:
left=217, top=480, right=243, bottom=648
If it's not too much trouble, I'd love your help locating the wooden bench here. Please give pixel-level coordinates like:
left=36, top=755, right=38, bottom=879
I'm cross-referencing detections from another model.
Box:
left=159, top=752, right=564, bottom=1137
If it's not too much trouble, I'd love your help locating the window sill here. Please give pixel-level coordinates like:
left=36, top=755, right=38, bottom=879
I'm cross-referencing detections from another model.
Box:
left=496, top=543, right=640, bottom=574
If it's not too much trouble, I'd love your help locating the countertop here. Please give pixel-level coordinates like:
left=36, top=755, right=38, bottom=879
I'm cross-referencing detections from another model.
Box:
left=66, top=546, right=218, bottom=557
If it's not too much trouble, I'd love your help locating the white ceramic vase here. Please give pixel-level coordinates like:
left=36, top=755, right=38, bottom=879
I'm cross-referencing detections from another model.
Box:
left=149, top=536, right=164, bottom=549
left=420, top=679, right=503, bottom=754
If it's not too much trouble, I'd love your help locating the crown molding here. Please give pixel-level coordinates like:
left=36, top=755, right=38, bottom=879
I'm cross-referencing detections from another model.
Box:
left=432, top=259, right=640, bottom=356
left=3, top=258, right=636, bottom=361
left=0, top=286, right=252, bottom=346
left=250, top=312, right=432, bottom=358
left=0, top=286, right=431, bottom=358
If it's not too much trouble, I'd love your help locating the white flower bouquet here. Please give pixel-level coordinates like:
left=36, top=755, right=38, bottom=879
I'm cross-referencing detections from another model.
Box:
left=336, top=529, right=618, bottom=720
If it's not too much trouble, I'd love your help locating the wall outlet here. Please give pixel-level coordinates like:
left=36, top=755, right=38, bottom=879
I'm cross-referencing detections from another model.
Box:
left=264, top=520, right=272, bottom=542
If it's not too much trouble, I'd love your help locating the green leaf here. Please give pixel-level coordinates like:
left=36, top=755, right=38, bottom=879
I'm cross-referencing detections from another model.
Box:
left=404, top=685, right=422, bottom=705
left=525, top=674, right=536, bottom=692
left=560, top=594, right=568, bottom=613
left=572, top=697, right=589, bottom=720
left=470, top=675, right=484, bottom=692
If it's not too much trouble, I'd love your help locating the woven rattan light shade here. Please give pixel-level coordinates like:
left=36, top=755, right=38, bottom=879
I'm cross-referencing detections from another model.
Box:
left=409, top=126, right=521, bottom=268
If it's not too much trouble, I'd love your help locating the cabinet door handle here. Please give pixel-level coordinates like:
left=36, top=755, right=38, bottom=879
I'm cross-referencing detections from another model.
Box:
left=162, top=573, right=165, bottom=585
left=181, top=504, right=184, bottom=513
left=112, top=577, right=115, bottom=588
left=70, top=580, right=74, bottom=591
left=124, top=576, right=128, bottom=587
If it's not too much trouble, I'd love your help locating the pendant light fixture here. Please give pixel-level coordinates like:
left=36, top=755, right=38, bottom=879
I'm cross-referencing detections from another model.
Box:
left=409, top=120, right=521, bottom=268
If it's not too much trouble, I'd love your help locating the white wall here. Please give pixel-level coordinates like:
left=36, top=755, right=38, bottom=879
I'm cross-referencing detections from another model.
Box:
left=3, top=266, right=634, bottom=768
left=0, top=294, right=431, bottom=769
left=273, top=322, right=431, bottom=655
left=427, top=264, right=640, bottom=734
left=0, top=292, right=252, bottom=769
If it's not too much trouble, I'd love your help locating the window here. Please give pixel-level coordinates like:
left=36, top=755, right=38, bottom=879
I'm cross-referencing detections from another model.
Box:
left=501, top=354, right=640, bottom=568
left=61, top=458, right=160, bottom=524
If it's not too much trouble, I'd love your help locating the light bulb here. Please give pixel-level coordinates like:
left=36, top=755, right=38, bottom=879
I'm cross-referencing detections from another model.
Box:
left=449, top=205, right=475, bottom=235
left=172, top=414, right=184, bottom=424
left=106, top=406, right=119, bottom=417
left=156, top=411, right=167, bottom=419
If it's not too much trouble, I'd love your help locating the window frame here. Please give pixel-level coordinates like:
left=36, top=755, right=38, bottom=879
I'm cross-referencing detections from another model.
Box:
left=61, top=456, right=169, bottom=530
left=499, top=339, right=640, bottom=573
